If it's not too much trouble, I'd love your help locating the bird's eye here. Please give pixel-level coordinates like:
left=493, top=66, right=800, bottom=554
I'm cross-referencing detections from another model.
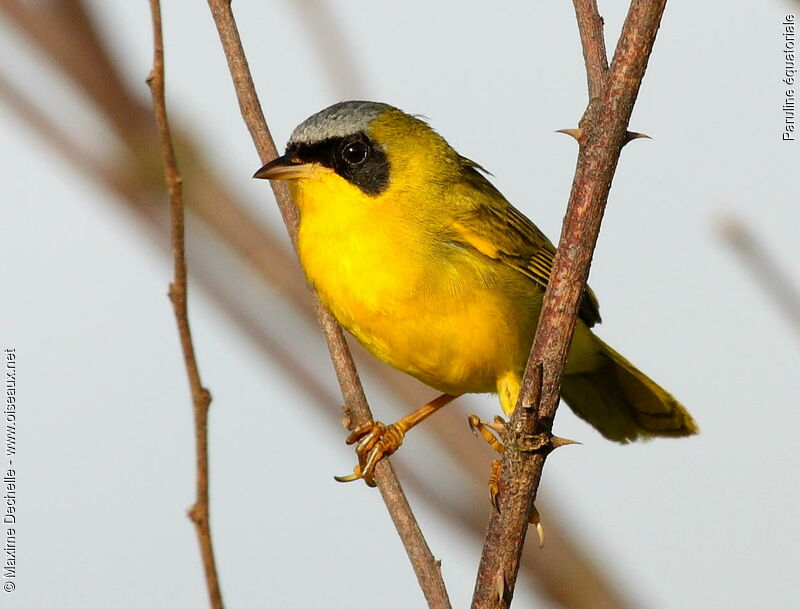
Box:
left=341, top=140, right=369, bottom=166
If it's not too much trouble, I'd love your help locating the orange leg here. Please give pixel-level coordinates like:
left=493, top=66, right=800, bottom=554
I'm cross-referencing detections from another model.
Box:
left=335, top=393, right=459, bottom=486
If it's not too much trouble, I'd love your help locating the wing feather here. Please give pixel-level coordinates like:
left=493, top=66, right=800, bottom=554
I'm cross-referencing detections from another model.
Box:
left=449, top=164, right=601, bottom=327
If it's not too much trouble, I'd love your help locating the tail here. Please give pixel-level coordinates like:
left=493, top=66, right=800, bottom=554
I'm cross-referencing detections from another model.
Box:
left=560, top=338, right=698, bottom=443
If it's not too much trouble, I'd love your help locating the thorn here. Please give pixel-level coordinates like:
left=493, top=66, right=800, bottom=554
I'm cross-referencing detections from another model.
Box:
left=493, top=570, right=506, bottom=601
left=530, top=505, right=545, bottom=548
left=550, top=436, right=582, bottom=449
left=624, top=130, right=651, bottom=144
left=557, top=127, right=583, bottom=142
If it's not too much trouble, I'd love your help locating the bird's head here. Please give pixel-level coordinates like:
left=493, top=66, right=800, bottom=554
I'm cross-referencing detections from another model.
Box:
left=254, top=101, right=464, bottom=207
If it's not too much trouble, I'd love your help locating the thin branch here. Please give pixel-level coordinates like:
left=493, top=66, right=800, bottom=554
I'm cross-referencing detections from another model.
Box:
left=146, top=2, right=223, bottom=608
left=203, top=2, right=451, bottom=607
left=718, top=215, right=800, bottom=340
left=471, top=2, right=668, bottom=607
left=572, top=0, right=609, bottom=99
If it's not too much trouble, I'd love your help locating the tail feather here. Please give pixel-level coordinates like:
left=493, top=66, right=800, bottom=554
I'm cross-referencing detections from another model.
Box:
left=561, top=338, right=698, bottom=443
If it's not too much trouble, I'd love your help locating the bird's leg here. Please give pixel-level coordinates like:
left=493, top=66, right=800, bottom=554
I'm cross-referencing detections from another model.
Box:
left=468, top=414, right=545, bottom=546
left=334, top=393, right=459, bottom=486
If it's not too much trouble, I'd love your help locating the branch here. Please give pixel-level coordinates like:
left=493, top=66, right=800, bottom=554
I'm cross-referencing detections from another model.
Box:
left=146, top=2, right=223, bottom=608
left=203, top=2, right=451, bottom=607
left=572, top=0, right=609, bottom=99
left=471, top=2, right=668, bottom=607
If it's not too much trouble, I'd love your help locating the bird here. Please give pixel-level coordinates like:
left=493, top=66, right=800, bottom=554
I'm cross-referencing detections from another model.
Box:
left=254, top=100, right=698, bottom=486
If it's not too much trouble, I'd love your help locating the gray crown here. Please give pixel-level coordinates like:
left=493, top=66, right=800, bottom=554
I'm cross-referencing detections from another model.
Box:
left=288, top=101, right=395, bottom=145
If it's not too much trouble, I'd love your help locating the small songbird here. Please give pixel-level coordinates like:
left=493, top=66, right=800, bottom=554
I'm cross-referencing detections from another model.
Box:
left=255, top=101, right=697, bottom=484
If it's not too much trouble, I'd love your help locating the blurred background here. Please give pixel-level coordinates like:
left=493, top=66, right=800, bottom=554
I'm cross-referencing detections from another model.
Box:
left=1, top=1, right=798, bottom=608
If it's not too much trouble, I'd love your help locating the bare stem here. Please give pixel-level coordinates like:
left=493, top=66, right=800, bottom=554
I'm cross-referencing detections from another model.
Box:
left=572, top=0, right=609, bottom=99
left=471, top=2, right=668, bottom=607
left=203, top=1, right=451, bottom=607
left=146, top=2, right=223, bottom=608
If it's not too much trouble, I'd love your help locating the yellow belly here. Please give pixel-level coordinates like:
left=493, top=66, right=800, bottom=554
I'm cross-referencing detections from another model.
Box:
left=292, top=180, right=545, bottom=395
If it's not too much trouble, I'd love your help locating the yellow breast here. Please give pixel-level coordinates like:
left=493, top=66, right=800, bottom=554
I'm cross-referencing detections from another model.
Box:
left=291, top=177, right=536, bottom=395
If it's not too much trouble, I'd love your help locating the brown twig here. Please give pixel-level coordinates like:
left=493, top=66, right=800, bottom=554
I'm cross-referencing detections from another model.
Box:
left=203, top=1, right=451, bottom=607
left=146, top=2, right=223, bottom=608
left=572, top=0, right=609, bottom=99
left=471, top=2, right=668, bottom=607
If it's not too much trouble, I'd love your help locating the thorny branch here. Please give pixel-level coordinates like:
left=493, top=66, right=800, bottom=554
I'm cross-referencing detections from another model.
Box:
left=471, top=2, right=668, bottom=608
left=203, top=1, right=451, bottom=607
left=146, top=2, right=223, bottom=608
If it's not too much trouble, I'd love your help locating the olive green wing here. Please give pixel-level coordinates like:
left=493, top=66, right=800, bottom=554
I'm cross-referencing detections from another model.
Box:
left=449, top=164, right=601, bottom=327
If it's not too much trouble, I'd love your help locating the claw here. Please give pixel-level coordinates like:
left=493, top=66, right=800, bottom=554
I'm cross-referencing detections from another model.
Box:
left=344, top=421, right=375, bottom=445
left=467, top=414, right=482, bottom=437
left=337, top=421, right=405, bottom=486
left=530, top=504, right=545, bottom=548
left=471, top=416, right=509, bottom=511
left=468, top=414, right=506, bottom=454
left=354, top=425, right=384, bottom=457
left=489, top=459, right=501, bottom=512
left=333, top=470, right=362, bottom=483
left=337, top=395, right=459, bottom=488
left=334, top=465, right=376, bottom=487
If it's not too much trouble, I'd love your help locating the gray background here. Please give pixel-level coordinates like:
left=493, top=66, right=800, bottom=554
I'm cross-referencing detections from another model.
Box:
left=1, top=1, right=798, bottom=608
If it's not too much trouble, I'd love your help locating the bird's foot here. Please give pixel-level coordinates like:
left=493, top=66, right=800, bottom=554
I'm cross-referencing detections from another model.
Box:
left=334, top=420, right=406, bottom=486
left=468, top=414, right=507, bottom=510
left=468, top=414, right=545, bottom=546
left=468, top=414, right=507, bottom=454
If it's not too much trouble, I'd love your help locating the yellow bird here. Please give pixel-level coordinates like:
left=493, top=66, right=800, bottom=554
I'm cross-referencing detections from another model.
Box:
left=255, top=101, right=697, bottom=483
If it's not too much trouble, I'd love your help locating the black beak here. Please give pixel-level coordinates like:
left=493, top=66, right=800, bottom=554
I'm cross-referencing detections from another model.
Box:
left=253, top=153, right=315, bottom=180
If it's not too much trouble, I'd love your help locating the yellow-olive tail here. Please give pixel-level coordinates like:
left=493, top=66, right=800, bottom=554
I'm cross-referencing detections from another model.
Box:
left=560, top=338, right=698, bottom=443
